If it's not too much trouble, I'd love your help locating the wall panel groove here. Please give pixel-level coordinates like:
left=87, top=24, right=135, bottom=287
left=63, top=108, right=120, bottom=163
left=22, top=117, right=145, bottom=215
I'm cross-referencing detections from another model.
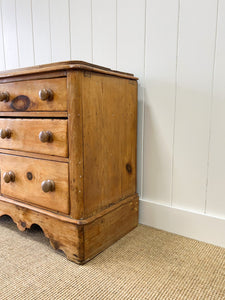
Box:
left=90, top=0, right=93, bottom=62
left=204, top=0, right=220, bottom=214
left=92, top=0, right=116, bottom=69
left=31, top=0, right=51, bottom=65
left=70, top=0, right=92, bottom=62
left=48, top=0, right=52, bottom=62
left=67, top=0, right=71, bottom=60
left=30, top=0, right=35, bottom=65
left=206, top=0, right=225, bottom=219
left=14, top=0, right=20, bottom=67
left=1, top=0, right=19, bottom=69
left=49, top=0, right=70, bottom=62
left=143, top=0, right=179, bottom=205
left=170, top=0, right=181, bottom=207
left=16, top=0, right=34, bottom=67
left=0, top=0, right=6, bottom=70
left=140, top=0, right=147, bottom=198
left=172, top=0, right=218, bottom=212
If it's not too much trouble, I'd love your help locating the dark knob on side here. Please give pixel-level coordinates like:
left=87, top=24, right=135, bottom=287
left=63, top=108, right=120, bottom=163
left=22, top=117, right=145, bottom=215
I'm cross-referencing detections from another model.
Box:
left=39, top=88, right=53, bottom=101
left=39, top=131, right=53, bottom=143
left=41, top=180, right=55, bottom=193
left=3, top=171, right=15, bottom=183
left=0, top=128, right=11, bottom=139
left=0, top=91, right=9, bottom=102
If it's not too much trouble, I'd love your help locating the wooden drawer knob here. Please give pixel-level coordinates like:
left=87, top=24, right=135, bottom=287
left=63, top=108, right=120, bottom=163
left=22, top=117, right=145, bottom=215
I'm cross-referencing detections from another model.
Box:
left=0, top=128, right=11, bottom=139
left=41, top=180, right=55, bottom=193
left=0, top=91, right=10, bottom=102
left=39, top=131, right=53, bottom=143
left=39, top=88, right=53, bottom=101
left=3, top=171, right=15, bottom=183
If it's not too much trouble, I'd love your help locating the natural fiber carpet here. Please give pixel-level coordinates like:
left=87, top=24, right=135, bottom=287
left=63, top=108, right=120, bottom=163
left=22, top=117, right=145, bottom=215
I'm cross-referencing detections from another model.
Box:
left=0, top=216, right=224, bottom=300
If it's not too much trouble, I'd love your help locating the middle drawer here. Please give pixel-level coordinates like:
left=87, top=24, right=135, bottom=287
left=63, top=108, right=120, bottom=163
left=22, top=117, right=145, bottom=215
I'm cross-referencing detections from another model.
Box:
left=0, top=154, right=69, bottom=214
left=0, top=118, right=68, bottom=157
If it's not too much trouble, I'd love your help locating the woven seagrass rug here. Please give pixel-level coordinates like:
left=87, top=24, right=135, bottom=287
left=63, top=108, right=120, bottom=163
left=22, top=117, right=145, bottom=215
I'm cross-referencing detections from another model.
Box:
left=0, top=215, right=224, bottom=300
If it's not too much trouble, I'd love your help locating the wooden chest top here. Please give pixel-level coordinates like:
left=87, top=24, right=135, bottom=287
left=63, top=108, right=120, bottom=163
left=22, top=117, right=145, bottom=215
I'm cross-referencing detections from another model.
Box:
left=0, top=61, right=137, bottom=81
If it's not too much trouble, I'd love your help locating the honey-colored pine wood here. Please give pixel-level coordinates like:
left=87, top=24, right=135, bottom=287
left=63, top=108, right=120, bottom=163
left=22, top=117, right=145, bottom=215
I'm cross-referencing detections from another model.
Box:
left=0, top=193, right=138, bottom=263
left=0, top=193, right=138, bottom=225
left=81, top=73, right=138, bottom=217
left=84, top=195, right=139, bottom=260
left=0, top=71, right=67, bottom=84
left=0, top=197, right=83, bottom=262
left=0, top=149, right=69, bottom=163
left=67, top=71, right=84, bottom=219
left=0, top=77, right=67, bottom=112
left=0, top=61, right=138, bottom=264
left=0, top=111, right=67, bottom=118
left=0, top=154, right=69, bottom=214
left=0, top=119, right=68, bottom=157
left=0, top=61, right=137, bottom=80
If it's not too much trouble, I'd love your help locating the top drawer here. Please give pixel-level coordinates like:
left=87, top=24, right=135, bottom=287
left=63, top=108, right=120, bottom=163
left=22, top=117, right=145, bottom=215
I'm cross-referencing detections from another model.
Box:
left=0, top=77, right=67, bottom=112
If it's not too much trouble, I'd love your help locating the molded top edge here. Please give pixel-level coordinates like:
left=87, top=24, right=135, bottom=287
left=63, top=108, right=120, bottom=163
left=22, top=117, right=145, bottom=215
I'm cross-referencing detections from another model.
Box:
left=0, top=61, right=138, bottom=80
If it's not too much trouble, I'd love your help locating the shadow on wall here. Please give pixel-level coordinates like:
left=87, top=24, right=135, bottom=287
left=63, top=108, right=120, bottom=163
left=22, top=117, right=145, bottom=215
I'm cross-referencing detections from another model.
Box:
left=136, top=81, right=144, bottom=197
left=142, top=80, right=175, bottom=204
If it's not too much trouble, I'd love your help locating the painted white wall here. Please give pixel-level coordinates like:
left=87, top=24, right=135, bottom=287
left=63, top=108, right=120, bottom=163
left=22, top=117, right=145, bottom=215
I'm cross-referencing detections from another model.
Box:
left=0, top=0, right=224, bottom=247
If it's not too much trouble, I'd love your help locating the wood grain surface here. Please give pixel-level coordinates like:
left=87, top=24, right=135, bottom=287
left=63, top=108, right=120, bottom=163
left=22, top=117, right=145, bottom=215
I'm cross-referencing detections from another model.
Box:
left=0, top=154, right=69, bottom=214
left=0, top=77, right=67, bottom=111
left=0, top=193, right=138, bottom=263
left=81, top=72, right=137, bottom=217
left=67, top=71, right=84, bottom=219
left=0, top=61, right=136, bottom=80
left=0, top=118, right=68, bottom=157
left=0, top=197, right=83, bottom=262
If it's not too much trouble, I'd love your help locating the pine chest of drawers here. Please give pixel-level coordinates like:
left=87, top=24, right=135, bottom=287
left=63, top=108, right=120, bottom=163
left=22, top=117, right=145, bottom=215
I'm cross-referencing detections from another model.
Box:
left=0, top=61, right=139, bottom=264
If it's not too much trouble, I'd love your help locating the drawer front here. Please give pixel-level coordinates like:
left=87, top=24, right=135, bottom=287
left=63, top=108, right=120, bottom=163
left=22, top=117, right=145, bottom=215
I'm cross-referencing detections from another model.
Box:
left=0, top=78, right=67, bottom=112
left=0, top=154, right=69, bottom=214
left=0, top=119, right=68, bottom=157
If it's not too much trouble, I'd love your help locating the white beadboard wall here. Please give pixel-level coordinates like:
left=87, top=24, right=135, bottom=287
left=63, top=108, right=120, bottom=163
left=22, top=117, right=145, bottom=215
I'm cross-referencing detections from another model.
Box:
left=0, top=0, right=224, bottom=247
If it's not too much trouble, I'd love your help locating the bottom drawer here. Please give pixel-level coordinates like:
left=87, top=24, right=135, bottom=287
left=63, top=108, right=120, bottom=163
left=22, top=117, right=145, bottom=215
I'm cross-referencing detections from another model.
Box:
left=0, top=154, right=69, bottom=214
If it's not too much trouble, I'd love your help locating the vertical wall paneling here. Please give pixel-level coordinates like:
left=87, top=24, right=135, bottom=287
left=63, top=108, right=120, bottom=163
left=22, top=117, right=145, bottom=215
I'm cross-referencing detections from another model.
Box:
left=172, top=0, right=218, bottom=212
left=92, top=0, right=116, bottom=69
left=0, top=0, right=225, bottom=243
left=70, top=0, right=92, bottom=62
left=32, top=0, right=51, bottom=64
left=117, top=0, right=146, bottom=196
left=0, top=0, right=5, bottom=70
left=143, top=0, right=179, bottom=205
left=16, top=0, right=34, bottom=68
left=206, top=0, right=225, bottom=219
left=49, top=0, right=70, bottom=62
left=1, top=0, right=19, bottom=69
left=117, top=0, right=145, bottom=74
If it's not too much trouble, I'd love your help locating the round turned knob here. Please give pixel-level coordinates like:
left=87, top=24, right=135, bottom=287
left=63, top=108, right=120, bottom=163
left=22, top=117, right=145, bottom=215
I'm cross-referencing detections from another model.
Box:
left=39, top=88, right=53, bottom=101
left=41, top=180, right=55, bottom=193
left=0, top=128, right=11, bottom=139
left=3, top=171, right=15, bottom=183
left=39, top=131, right=53, bottom=143
left=0, top=91, right=10, bottom=102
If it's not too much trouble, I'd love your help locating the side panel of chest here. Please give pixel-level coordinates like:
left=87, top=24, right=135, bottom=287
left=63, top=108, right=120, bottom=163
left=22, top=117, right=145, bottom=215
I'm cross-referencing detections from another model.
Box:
left=80, top=73, right=137, bottom=218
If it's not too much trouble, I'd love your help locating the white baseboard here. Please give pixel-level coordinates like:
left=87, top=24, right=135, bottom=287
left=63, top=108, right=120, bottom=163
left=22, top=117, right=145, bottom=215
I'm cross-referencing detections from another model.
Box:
left=139, top=199, right=225, bottom=248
